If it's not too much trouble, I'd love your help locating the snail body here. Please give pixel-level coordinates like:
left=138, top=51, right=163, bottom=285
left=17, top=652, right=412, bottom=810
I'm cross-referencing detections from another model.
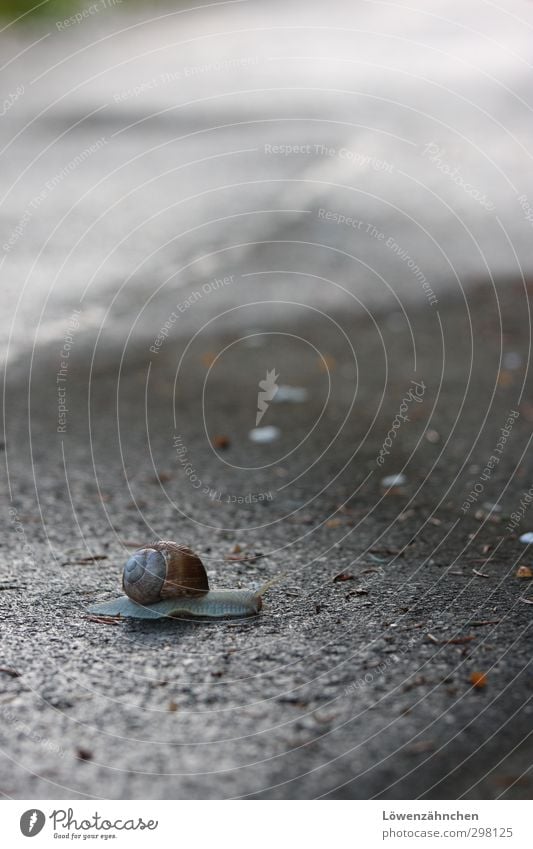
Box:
left=89, top=588, right=262, bottom=620
left=88, top=540, right=264, bottom=620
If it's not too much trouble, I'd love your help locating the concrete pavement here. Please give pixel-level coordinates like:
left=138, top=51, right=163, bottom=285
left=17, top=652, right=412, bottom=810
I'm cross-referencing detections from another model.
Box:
left=1, top=0, right=532, bottom=799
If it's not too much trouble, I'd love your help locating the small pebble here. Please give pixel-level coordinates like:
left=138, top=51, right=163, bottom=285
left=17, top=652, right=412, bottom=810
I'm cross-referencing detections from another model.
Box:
left=519, top=532, right=533, bottom=544
left=482, top=502, right=502, bottom=513
left=249, top=426, right=281, bottom=443
left=243, top=333, right=265, bottom=348
left=503, top=352, right=522, bottom=370
left=381, top=473, right=407, bottom=487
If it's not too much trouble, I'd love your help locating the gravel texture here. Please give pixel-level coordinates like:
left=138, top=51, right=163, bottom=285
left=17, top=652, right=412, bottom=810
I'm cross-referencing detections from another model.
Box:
left=1, top=283, right=532, bottom=799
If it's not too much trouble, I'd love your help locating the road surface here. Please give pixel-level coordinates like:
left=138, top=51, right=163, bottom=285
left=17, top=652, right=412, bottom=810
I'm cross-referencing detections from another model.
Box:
left=0, top=0, right=532, bottom=799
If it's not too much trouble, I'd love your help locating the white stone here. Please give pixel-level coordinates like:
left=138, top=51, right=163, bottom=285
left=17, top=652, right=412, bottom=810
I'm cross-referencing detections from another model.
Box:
left=519, top=532, right=533, bottom=544
left=273, top=385, right=309, bottom=403
left=249, top=426, right=281, bottom=443
left=381, top=473, right=407, bottom=487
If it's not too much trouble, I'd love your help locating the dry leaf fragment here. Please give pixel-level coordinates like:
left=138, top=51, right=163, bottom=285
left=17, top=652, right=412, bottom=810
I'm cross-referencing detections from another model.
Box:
left=153, top=471, right=172, bottom=483
left=333, top=572, right=354, bottom=582
left=201, top=351, right=217, bottom=368
left=213, top=435, right=231, bottom=450
left=74, top=555, right=108, bottom=563
left=519, top=402, right=533, bottom=422
left=225, top=550, right=263, bottom=563
left=407, top=740, right=435, bottom=754
left=317, top=354, right=336, bottom=373
left=326, top=518, right=343, bottom=528
left=516, top=565, right=533, bottom=579
left=470, top=671, right=487, bottom=689
left=497, top=370, right=513, bottom=387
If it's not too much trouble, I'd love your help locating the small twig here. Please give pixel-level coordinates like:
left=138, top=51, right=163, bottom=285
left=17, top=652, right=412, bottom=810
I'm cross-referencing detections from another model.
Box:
left=225, top=552, right=264, bottom=563
left=76, top=555, right=108, bottom=563
left=0, top=667, right=20, bottom=677
left=473, top=568, right=490, bottom=578
left=443, top=636, right=476, bottom=645
left=62, top=556, right=109, bottom=566
left=83, top=614, right=122, bottom=625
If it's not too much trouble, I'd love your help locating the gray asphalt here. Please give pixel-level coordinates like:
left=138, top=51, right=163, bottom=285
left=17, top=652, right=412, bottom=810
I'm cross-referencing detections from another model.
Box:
left=2, top=282, right=532, bottom=799
left=1, top=0, right=532, bottom=800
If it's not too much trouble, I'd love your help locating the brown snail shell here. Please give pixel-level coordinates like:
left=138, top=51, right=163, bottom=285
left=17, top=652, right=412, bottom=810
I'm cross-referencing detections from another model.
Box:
left=122, top=541, right=209, bottom=604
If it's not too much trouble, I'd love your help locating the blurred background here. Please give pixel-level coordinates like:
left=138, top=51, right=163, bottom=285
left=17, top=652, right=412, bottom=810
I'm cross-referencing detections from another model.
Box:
left=1, top=0, right=532, bottom=801
left=1, top=0, right=533, bottom=369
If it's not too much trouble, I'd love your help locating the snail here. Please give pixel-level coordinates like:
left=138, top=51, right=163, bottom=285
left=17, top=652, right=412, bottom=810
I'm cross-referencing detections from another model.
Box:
left=88, top=540, right=269, bottom=620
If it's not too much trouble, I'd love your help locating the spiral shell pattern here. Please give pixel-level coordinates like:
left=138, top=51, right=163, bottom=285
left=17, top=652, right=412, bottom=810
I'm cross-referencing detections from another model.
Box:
left=122, top=541, right=209, bottom=604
